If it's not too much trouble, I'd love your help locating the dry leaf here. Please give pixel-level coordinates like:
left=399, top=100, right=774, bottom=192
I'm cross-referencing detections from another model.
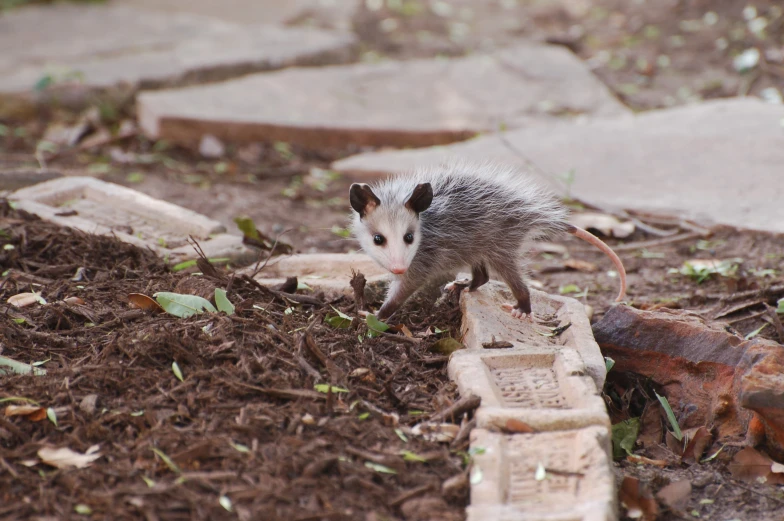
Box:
left=638, top=403, right=664, bottom=448
left=656, top=480, right=691, bottom=511
left=63, top=296, right=85, bottom=305
left=504, top=418, right=535, bottom=433
left=626, top=454, right=669, bottom=467
left=38, top=446, right=101, bottom=469
left=665, top=430, right=683, bottom=456
left=410, top=423, right=460, bottom=443
left=681, top=426, right=712, bottom=464
left=570, top=212, right=635, bottom=238
left=728, top=447, right=784, bottom=484
left=619, top=476, right=659, bottom=521
left=389, top=324, right=414, bottom=338
left=563, top=259, right=598, bottom=272
left=8, top=292, right=45, bottom=308
left=5, top=404, right=47, bottom=421
left=128, top=293, right=164, bottom=313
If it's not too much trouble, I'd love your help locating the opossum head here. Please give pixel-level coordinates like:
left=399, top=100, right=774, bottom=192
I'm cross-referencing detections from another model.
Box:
left=349, top=182, right=433, bottom=275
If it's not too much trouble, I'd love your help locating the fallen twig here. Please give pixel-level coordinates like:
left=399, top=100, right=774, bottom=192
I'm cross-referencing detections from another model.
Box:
left=429, top=394, right=481, bottom=423
left=763, top=303, right=784, bottom=342
left=350, top=270, right=367, bottom=312
left=612, top=232, right=702, bottom=252
left=388, top=484, right=434, bottom=507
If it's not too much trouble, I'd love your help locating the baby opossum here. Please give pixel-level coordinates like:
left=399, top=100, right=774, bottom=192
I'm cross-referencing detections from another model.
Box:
left=349, top=161, right=627, bottom=320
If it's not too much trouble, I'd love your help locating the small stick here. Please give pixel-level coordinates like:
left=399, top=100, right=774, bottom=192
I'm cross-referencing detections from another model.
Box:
left=429, top=394, right=481, bottom=423
left=350, top=270, right=367, bottom=312
left=612, top=231, right=702, bottom=251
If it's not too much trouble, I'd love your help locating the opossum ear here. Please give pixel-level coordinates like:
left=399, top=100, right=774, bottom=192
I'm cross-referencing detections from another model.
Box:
left=405, top=183, right=433, bottom=215
left=350, top=183, right=381, bottom=218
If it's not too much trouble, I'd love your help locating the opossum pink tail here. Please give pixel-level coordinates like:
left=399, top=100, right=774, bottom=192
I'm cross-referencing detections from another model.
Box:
left=567, top=225, right=627, bottom=302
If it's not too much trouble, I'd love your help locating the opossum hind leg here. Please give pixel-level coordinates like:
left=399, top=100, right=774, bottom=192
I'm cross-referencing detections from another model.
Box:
left=491, top=260, right=532, bottom=319
left=468, top=262, right=490, bottom=291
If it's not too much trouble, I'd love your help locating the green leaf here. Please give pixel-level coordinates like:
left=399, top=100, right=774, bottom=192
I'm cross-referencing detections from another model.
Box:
left=0, top=355, right=46, bottom=375
left=534, top=462, right=546, bottom=481
left=151, top=448, right=181, bottom=474
left=0, top=396, right=40, bottom=405
left=154, top=292, right=217, bottom=318
left=141, top=476, right=156, bottom=488
left=314, top=384, right=349, bottom=394
left=611, top=417, right=640, bottom=459
left=605, top=357, right=615, bottom=373
left=395, top=428, right=409, bottom=443
left=358, top=412, right=370, bottom=420
left=230, top=442, right=250, bottom=453
left=46, top=407, right=58, bottom=427
left=170, top=257, right=229, bottom=272
left=744, top=323, right=767, bottom=340
left=12, top=318, right=26, bottom=325
left=126, top=172, right=145, bottom=183
left=219, top=496, right=233, bottom=512
left=233, top=216, right=261, bottom=241
left=366, top=314, right=390, bottom=338
left=365, top=461, right=397, bottom=474
left=400, top=450, right=427, bottom=462
left=469, top=466, right=483, bottom=485
left=331, top=225, right=351, bottom=238
left=655, top=392, right=683, bottom=441
left=74, top=504, right=92, bottom=515
left=430, top=337, right=464, bottom=355
left=325, top=306, right=353, bottom=329
left=214, top=288, right=235, bottom=315
left=172, top=361, right=184, bottom=382
left=558, top=284, right=582, bottom=295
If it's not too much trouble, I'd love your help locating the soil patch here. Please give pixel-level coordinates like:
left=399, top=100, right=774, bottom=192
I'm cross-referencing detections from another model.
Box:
left=0, top=205, right=468, bottom=521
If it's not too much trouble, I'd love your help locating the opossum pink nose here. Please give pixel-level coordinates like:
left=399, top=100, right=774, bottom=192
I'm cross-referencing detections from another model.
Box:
left=390, top=266, right=407, bottom=275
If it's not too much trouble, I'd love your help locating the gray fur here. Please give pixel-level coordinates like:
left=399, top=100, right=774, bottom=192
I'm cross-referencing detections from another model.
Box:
left=350, top=160, right=571, bottom=319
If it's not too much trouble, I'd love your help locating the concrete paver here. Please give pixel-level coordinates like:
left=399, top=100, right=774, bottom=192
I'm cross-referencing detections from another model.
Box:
left=123, top=0, right=359, bottom=31
left=332, top=98, right=784, bottom=233
left=137, top=43, right=629, bottom=149
left=9, top=177, right=256, bottom=265
left=0, top=3, right=356, bottom=96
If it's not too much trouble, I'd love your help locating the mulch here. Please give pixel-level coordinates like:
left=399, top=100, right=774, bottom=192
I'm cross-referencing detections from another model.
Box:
left=0, top=203, right=470, bottom=521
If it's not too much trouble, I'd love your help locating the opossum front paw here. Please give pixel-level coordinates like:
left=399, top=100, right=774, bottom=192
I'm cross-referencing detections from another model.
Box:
left=502, top=303, right=532, bottom=320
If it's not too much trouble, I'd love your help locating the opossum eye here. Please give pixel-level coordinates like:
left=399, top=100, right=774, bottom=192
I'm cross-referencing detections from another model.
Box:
left=373, top=234, right=385, bottom=246
left=404, top=233, right=414, bottom=244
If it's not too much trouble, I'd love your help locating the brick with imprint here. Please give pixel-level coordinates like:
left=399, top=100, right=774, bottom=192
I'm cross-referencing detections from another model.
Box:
left=460, top=279, right=607, bottom=388
left=449, top=348, right=608, bottom=432
left=468, top=427, right=616, bottom=521
left=10, top=176, right=256, bottom=265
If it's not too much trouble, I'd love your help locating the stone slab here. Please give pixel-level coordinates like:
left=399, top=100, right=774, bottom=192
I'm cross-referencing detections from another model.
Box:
left=123, top=0, right=359, bottom=31
left=9, top=176, right=255, bottom=265
left=460, top=279, right=606, bottom=389
left=332, top=98, right=784, bottom=233
left=0, top=3, right=356, bottom=95
left=0, top=170, right=64, bottom=191
left=468, top=427, right=616, bottom=521
left=449, top=348, right=608, bottom=431
left=137, top=43, right=629, bottom=149
left=240, top=252, right=388, bottom=296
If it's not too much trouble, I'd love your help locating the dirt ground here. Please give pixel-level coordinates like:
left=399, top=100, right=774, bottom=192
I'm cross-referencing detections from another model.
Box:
left=0, top=205, right=469, bottom=521
left=2, top=0, right=784, bottom=519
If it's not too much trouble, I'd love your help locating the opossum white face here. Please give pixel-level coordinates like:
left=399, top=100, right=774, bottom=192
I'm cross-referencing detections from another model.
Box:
left=350, top=182, right=433, bottom=275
